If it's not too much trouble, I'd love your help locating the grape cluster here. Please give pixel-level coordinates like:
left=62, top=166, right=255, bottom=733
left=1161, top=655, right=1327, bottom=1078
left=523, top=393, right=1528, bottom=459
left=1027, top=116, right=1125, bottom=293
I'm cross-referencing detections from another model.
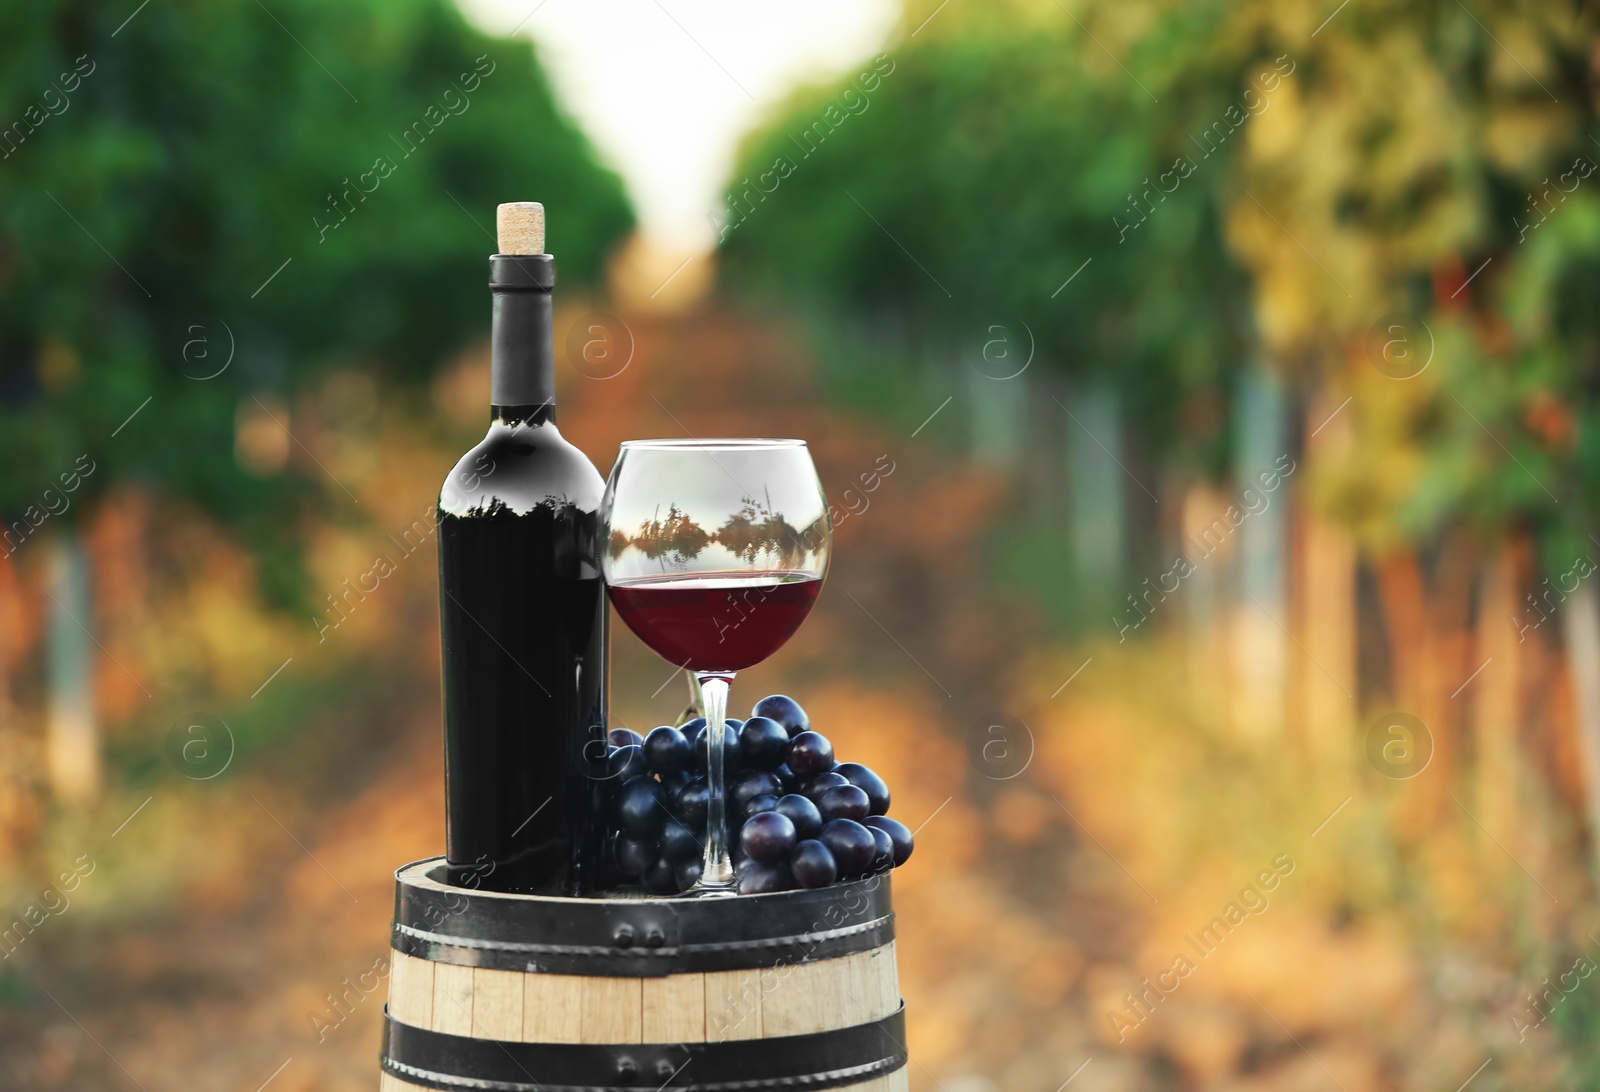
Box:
left=604, top=694, right=914, bottom=895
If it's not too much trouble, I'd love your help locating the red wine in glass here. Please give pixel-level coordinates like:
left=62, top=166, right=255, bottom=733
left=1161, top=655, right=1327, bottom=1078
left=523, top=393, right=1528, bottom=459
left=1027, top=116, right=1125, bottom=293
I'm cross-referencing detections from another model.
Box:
left=608, top=572, right=822, bottom=672
left=600, top=438, right=831, bottom=895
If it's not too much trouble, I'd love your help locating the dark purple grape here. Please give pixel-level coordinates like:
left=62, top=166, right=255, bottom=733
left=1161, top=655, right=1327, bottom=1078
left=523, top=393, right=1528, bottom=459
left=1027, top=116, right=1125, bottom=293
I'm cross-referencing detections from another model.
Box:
left=675, top=859, right=703, bottom=892
left=787, top=732, right=835, bottom=778
left=660, top=820, right=701, bottom=862
left=751, top=695, right=809, bottom=737
left=680, top=716, right=707, bottom=738
left=732, top=769, right=783, bottom=808
left=738, top=858, right=794, bottom=894
left=657, top=768, right=691, bottom=796
left=863, top=816, right=914, bottom=866
left=690, top=722, right=742, bottom=776
left=642, top=857, right=678, bottom=894
left=833, top=763, right=890, bottom=816
left=615, top=835, right=653, bottom=877
left=739, top=716, right=791, bottom=770
left=790, top=839, right=837, bottom=888
left=740, top=811, right=797, bottom=863
left=867, top=826, right=894, bottom=873
left=675, top=777, right=710, bottom=832
left=724, top=718, right=744, bottom=732
left=608, top=727, right=644, bottom=747
left=743, top=794, right=781, bottom=817
left=774, top=763, right=798, bottom=791
left=774, top=794, right=823, bottom=840
left=819, top=818, right=875, bottom=876
left=643, top=726, right=692, bottom=775
left=801, top=771, right=850, bottom=803
left=617, top=777, right=665, bottom=836
left=818, top=784, right=871, bottom=823
left=607, top=744, right=649, bottom=783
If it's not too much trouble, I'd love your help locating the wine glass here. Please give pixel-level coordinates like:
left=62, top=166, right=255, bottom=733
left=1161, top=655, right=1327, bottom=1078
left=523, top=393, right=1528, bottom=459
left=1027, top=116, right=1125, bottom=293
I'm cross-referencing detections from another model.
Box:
left=600, top=439, right=831, bottom=895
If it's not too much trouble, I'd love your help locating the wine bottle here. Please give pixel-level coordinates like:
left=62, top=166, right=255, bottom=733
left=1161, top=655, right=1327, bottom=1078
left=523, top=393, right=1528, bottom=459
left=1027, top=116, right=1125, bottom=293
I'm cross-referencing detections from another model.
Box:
left=437, top=202, right=608, bottom=895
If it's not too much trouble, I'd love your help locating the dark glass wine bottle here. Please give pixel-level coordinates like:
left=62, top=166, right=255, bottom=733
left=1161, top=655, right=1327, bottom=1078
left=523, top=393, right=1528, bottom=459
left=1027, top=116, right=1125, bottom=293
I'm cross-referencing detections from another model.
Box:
left=437, top=203, right=608, bottom=895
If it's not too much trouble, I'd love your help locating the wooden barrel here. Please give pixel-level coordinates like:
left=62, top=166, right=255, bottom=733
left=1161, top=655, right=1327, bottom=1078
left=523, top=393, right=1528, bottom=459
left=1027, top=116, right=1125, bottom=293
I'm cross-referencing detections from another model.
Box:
left=379, top=857, right=908, bottom=1092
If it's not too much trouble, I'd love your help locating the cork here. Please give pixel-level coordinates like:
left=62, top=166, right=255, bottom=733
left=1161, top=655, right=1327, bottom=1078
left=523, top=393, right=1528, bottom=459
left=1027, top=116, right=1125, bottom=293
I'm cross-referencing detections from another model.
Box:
left=496, top=202, right=545, bottom=255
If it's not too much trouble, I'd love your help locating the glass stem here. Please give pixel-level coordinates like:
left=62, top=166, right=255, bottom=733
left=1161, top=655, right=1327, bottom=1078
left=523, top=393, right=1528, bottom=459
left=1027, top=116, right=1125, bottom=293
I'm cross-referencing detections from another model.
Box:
left=696, top=672, right=737, bottom=892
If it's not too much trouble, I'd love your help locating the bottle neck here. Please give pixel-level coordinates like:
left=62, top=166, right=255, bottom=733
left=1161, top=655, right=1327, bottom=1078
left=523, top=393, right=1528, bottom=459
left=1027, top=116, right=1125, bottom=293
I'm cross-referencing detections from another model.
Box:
left=489, top=253, right=556, bottom=414
left=493, top=403, right=555, bottom=427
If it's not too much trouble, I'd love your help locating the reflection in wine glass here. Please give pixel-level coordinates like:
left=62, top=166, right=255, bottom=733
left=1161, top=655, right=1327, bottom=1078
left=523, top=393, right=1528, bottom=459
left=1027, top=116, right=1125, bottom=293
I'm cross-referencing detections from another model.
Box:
left=601, top=439, right=830, bottom=895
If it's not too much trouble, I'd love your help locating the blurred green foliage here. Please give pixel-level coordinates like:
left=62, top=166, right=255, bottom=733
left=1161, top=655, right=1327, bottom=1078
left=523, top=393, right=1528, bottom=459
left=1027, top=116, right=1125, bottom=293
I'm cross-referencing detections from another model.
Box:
left=720, top=0, right=1600, bottom=567
left=0, top=0, right=632, bottom=591
left=720, top=15, right=1254, bottom=477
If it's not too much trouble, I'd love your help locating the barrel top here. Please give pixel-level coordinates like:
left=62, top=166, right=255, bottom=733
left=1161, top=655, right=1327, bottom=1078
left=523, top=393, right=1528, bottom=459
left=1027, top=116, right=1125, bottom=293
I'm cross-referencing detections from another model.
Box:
left=391, top=857, right=894, bottom=976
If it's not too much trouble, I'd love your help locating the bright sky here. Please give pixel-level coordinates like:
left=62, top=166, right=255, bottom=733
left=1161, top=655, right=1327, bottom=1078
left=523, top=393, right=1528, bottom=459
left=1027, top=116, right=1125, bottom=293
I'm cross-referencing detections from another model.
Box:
left=456, top=0, right=903, bottom=252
